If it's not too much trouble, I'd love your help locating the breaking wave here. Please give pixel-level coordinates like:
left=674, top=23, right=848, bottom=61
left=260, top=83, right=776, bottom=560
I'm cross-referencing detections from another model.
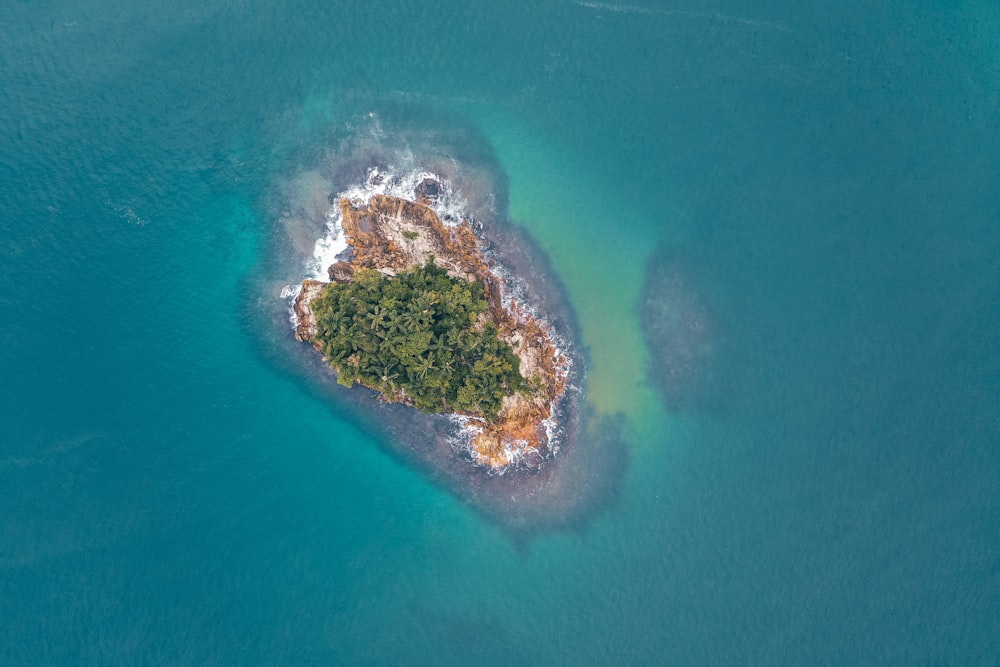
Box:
left=304, top=166, right=469, bottom=282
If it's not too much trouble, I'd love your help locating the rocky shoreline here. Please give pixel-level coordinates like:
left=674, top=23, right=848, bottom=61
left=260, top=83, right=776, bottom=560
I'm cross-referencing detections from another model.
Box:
left=292, top=180, right=570, bottom=470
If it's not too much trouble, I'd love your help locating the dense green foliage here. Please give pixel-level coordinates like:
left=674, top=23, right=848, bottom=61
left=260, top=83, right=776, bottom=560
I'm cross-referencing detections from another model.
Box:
left=310, top=262, right=524, bottom=420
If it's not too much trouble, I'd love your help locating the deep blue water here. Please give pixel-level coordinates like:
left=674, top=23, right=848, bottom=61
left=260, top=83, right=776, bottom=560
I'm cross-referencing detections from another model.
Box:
left=2, top=1, right=998, bottom=664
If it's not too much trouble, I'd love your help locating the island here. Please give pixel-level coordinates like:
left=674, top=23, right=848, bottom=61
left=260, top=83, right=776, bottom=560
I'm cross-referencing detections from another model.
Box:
left=291, top=180, right=569, bottom=470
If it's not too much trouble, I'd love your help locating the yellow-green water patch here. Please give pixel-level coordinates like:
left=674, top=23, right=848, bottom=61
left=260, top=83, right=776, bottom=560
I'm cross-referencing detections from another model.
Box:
left=476, top=114, right=660, bottom=420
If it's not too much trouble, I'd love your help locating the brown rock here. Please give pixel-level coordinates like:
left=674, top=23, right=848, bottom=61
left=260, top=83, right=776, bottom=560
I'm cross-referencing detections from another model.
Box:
left=327, top=261, right=355, bottom=283
left=292, top=279, right=327, bottom=342
left=414, top=177, right=441, bottom=201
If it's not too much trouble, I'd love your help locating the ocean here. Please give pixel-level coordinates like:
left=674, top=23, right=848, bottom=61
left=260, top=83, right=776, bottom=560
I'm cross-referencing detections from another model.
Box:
left=2, top=0, right=998, bottom=664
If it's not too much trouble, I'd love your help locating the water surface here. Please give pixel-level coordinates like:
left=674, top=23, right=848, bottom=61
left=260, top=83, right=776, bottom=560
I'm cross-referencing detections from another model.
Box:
left=2, top=0, right=998, bottom=663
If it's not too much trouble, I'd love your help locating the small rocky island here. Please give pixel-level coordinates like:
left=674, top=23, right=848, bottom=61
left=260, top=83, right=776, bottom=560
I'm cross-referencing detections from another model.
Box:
left=292, top=180, right=569, bottom=470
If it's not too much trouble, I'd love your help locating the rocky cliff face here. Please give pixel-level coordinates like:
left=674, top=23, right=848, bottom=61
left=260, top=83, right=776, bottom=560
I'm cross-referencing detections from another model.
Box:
left=293, top=188, right=569, bottom=470
left=293, top=280, right=328, bottom=342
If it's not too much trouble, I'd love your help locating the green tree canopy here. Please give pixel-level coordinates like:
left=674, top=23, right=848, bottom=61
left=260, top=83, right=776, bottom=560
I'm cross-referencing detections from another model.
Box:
left=309, top=262, right=525, bottom=420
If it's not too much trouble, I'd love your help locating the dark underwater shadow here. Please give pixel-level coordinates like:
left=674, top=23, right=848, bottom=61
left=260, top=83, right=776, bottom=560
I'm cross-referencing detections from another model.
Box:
left=639, top=240, right=737, bottom=416
left=241, top=103, right=629, bottom=541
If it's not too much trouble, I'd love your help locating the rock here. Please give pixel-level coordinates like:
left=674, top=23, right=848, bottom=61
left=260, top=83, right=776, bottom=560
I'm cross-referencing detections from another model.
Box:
left=414, top=177, right=441, bottom=201
left=327, top=261, right=355, bottom=283
left=292, top=279, right=327, bottom=342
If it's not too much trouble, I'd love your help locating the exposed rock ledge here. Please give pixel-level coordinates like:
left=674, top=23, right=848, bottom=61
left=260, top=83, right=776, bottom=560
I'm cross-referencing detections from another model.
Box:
left=293, top=189, right=569, bottom=469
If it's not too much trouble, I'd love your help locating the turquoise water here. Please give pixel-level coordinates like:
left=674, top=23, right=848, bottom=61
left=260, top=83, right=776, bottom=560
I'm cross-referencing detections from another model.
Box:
left=2, top=1, right=999, bottom=664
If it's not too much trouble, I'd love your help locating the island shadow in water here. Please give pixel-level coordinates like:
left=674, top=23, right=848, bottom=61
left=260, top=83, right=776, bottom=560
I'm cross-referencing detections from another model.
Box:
left=640, top=243, right=732, bottom=414
left=248, top=106, right=628, bottom=539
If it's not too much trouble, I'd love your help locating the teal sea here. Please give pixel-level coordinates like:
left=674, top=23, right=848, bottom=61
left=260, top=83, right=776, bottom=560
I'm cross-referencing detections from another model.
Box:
left=2, top=0, right=999, bottom=663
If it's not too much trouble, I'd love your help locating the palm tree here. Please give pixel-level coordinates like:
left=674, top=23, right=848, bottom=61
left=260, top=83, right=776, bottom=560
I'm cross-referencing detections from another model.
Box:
left=384, top=312, right=404, bottom=338
left=414, top=355, right=437, bottom=379
left=366, top=305, right=388, bottom=331
left=378, top=360, right=399, bottom=389
left=428, top=334, right=445, bottom=353
left=399, top=309, right=420, bottom=334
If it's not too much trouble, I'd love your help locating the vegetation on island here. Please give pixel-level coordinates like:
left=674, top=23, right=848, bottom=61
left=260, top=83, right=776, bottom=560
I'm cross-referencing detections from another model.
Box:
left=310, top=261, right=525, bottom=420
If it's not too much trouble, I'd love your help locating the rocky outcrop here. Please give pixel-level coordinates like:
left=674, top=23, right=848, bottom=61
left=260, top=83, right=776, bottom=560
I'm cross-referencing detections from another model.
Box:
left=293, top=279, right=328, bottom=342
left=327, top=261, right=355, bottom=283
left=414, top=177, right=440, bottom=202
left=338, top=194, right=487, bottom=283
left=294, top=188, right=570, bottom=470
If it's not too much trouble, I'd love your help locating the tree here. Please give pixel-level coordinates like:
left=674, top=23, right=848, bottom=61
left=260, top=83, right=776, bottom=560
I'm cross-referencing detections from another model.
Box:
left=308, top=262, right=526, bottom=421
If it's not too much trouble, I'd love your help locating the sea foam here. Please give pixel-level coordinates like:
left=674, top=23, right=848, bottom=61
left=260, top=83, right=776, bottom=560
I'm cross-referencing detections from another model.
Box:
left=304, top=166, right=467, bottom=283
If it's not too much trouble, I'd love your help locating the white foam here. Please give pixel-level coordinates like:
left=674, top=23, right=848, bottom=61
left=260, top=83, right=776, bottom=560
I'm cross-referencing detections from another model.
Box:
left=447, top=414, right=485, bottom=454
left=341, top=166, right=470, bottom=226
left=305, top=208, right=350, bottom=281
left=304, top=166, right=468, bottom=284
left=279, top=284, right=302, bottom=327
left=542, top=416, right=561, bottom=458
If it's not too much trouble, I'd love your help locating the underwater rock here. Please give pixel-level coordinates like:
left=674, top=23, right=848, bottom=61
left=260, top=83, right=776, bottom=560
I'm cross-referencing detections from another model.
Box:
left=640, top=249, right=722, bottom=412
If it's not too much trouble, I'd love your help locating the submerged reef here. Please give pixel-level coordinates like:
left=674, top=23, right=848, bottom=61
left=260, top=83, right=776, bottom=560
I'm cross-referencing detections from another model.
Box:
left=640, top=247, right=724, bottom=412
left=292, top=179, right=569, bottom=470
left=262, top=110, right=628, bottom=533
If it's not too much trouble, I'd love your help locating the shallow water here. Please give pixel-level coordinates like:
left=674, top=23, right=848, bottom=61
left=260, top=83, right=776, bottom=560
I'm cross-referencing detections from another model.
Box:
left=2, top=0, right=999, bottom=664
